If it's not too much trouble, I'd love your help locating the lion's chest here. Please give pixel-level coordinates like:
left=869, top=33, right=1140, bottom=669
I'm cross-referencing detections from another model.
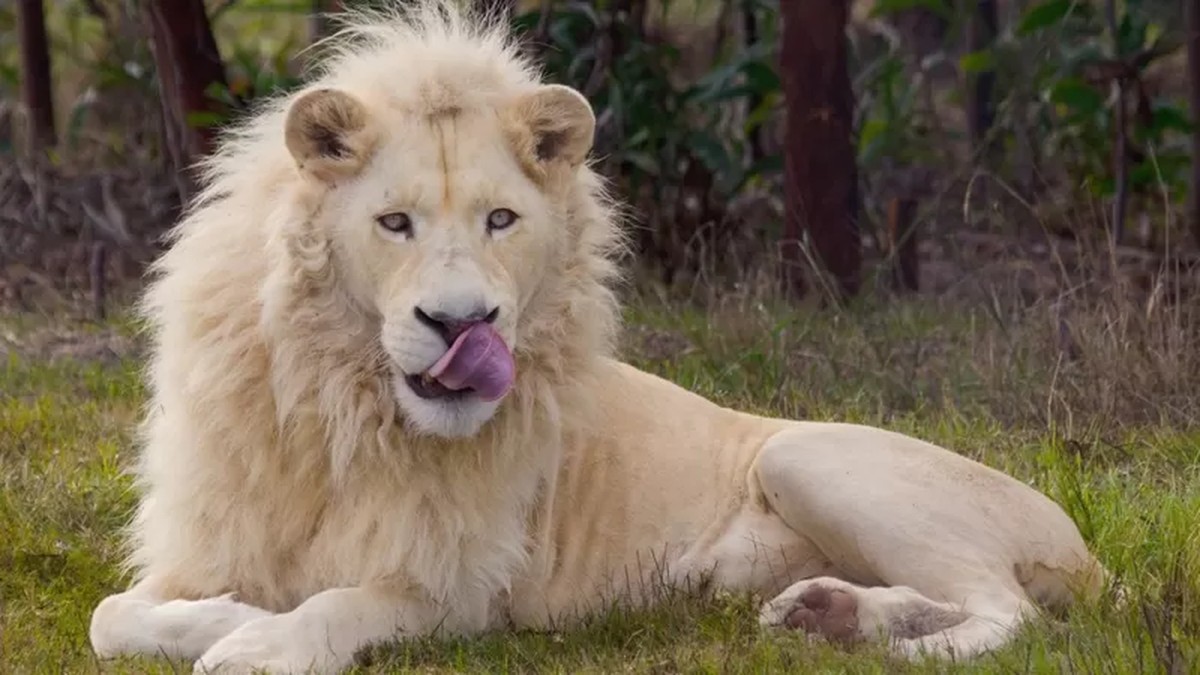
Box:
left=287, top=463, right=539, bottom=612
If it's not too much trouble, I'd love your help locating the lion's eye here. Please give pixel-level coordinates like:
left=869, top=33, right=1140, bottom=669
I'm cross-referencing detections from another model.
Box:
left=486, top=208, right=519, bottom=232
left=376, top=212, right=413, bottom=237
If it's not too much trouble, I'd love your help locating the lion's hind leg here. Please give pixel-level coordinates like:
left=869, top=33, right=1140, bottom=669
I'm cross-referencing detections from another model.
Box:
left=759, top=575, right=1034, bottom=660
left=751, top=425, right=1096, bottom=660
left=90, top=577, right=273, bottom=662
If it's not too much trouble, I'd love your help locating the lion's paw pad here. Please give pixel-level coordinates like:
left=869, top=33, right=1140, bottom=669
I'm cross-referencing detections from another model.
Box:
left=783, top=585, right=860, bottom=645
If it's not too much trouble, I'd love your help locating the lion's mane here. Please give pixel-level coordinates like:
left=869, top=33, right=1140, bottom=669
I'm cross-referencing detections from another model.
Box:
left=123, top=0, right=627, bottom=612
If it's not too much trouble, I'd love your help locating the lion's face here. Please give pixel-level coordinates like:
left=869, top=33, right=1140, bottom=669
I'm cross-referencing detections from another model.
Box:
left=282, top=84, right=595, bottom=439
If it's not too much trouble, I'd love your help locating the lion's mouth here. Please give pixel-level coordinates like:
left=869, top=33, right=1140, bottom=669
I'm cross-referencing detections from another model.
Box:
left=404, top=323, right=516, bottom=402
left=405, top=373, right=474, bottom=400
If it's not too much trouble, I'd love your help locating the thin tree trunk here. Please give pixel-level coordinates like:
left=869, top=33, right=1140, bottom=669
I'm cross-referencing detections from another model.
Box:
left=16, top=0, right=56, bottom=152
left=1104, top=0, right=1127, bottom=246
left=743, top=3, right=765, bottom=165
left=1187, top=0, right=1200, bottom=247
left=309, top=1, right=322, bottom=45
left=310, top=0, right=336, bottom=44
left=779, top=0, right=860, bottom=300
left=0, top=103, right=13, bottom=153
left=143, top=0, right=229, bottom=202
left=886, top=196, right=919, bottom=293
left=966, top=0, right=997, bottom=161
left=90, top=242, right=107, bottom=321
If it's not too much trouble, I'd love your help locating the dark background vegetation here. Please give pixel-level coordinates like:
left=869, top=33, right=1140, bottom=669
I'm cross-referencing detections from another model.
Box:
left=4, top=0, right=1198, bottom=312
left=1, top=0, right=1198, bottom=444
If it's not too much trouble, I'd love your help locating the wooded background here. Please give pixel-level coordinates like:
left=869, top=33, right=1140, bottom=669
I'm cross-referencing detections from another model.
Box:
left=3, top=0, right=1199, bottom=314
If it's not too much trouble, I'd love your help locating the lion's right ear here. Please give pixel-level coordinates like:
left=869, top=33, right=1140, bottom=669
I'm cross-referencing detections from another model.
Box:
left=284, top=88, right=378, bottom=183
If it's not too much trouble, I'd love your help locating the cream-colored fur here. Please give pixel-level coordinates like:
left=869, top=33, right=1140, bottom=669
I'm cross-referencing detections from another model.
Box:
left=89, top=2, right=1107, bottom=672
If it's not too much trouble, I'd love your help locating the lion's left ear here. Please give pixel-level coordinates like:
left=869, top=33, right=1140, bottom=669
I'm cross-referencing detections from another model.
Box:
left=511, top=84, right=596, bottom=170
left=284, top=87, right=379, bottom=183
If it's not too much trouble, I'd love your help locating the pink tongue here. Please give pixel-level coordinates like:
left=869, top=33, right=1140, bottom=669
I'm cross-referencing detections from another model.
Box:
left=426, top=323, right=515, bottom=401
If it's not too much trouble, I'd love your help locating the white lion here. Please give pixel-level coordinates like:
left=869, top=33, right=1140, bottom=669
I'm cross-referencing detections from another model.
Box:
left=89, top=2, right=1107, bottom=672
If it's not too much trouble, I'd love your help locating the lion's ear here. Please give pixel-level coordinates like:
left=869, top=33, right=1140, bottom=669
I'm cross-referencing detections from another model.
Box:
left=284, top=88, right=378, bottom=183
left=513, top=84, right=595, bottom=170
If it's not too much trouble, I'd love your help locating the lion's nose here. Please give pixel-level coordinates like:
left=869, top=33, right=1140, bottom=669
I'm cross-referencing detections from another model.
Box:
left=414, top=305, right=499, bottom=345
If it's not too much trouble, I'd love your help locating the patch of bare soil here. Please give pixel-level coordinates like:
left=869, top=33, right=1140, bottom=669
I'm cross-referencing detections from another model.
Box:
left=621, top=324, right=697, bottom=363
left=0, top=319, right=141, bottom=365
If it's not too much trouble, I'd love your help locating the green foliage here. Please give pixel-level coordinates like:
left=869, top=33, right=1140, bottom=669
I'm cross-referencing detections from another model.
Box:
left=987, top=0, right=1190, bottom=202
left=850, top=0, right=960, bottom=185
left=197, top=45, right=305, bottom=129
left=855, top=48, right=940, bottom=170
left=855, top=0, right=1193, bottom=248
left=869, top=0, right=952, bottom=20
left=511, top=0, right=783, bottom=202
left=1, top=2, right=160, bottom=155
left=1016, top=0, right=1084, bottom=36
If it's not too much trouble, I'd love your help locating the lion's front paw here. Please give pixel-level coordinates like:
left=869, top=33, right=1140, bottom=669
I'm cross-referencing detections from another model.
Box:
left=193, top=614, right=336, bottom=675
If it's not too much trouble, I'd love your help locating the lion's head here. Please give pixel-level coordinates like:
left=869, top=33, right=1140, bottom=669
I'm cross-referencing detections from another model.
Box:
left=228, top=2, right=625, bottom=443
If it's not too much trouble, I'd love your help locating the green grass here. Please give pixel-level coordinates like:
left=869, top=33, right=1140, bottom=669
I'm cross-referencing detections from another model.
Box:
left=1, top=292, right=1197, bottom=673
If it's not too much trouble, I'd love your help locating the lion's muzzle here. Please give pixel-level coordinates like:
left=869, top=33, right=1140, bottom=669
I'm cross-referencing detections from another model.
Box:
left=406, top=315, right=515, bottom=402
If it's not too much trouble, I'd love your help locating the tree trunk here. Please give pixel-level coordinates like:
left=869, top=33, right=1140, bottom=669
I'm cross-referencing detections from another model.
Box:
left=778, top=0, right=860, bottom=300
left=16, top=0, right=56, bottom=152
left=966, top=0, right=997, bottom=160
left=143, top=0, right=229, bottom=202
left=1187, top=0, right=1200, bottom=247
left=1104, top=0, right=1127, bottom=246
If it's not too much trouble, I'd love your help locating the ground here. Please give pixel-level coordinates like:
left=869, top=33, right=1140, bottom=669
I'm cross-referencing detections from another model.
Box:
left=1, top=284, right=1197, bottom=673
